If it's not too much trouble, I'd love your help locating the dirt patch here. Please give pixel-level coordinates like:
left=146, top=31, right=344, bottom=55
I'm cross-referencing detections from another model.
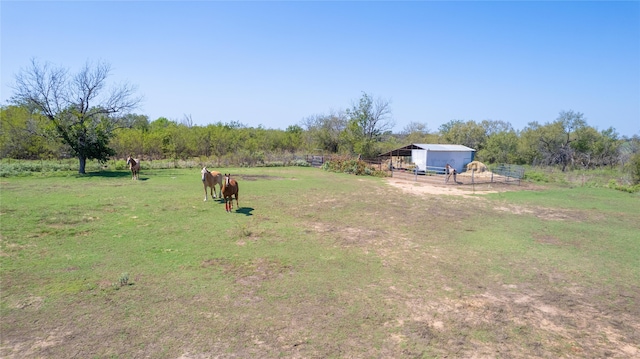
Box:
left=493, top=203, right=597, bottom=222
left=202, top=257, right=292, bottom=285
left=385, top=177, right=501, bottom=198
left=533, top=234, right=566, bottom=246
left=397, top=282, right=640, bottom=358
left=14, top=296, right=44, bottom=310
left=239, top=175, right=285, bottom=181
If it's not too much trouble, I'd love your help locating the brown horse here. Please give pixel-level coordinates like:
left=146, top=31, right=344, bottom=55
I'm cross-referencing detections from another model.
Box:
left=221, top=173, right=239, bottom=212
left=126, top=156, right=140, bottom=180
left=201, top=167, right=222, bottom=201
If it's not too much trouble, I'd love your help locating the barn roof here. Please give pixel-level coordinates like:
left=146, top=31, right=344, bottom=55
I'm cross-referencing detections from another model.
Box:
left=378, top=144, right=475, bottom=157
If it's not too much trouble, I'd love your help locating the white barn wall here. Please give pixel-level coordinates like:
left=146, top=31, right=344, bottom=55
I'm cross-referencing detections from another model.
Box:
left=411, top=149, right=427, bottom=171
left=426, top=151, right=473, bottom=173
left=408, top=144, right=475, bottom=173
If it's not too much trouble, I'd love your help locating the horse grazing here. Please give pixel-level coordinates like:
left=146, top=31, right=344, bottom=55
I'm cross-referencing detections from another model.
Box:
left=126, top=156, right=140, bottom=180
left=201, top=167, right=222, bottom=201
left=221, top=173, right=239, bottom=213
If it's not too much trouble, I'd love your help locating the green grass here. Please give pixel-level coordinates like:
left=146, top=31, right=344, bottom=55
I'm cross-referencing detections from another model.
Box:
left=1, top=167, right=639, bottom=358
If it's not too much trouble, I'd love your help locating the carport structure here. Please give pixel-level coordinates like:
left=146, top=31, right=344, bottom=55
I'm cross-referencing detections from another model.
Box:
left=379, top=144, right=523, bottom=186
left=378, top=144, right=475, bottom=174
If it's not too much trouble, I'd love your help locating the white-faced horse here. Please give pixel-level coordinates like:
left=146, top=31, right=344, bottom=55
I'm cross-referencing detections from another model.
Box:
left=201, top=167, right=223, bottom=201
left=127, top=156, right=140, bottom=180
left=221, top=173, right=239, bottom=212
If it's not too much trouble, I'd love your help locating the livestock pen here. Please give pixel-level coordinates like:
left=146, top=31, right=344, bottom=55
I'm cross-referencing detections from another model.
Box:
left=390, top=164, right=525, bottom=186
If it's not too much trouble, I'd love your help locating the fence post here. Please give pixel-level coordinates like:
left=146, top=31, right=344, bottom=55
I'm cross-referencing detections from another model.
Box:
left=472, top=168, right=475, bottom=193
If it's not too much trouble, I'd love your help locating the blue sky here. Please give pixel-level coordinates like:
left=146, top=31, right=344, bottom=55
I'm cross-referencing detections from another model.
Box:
left=2, top=1, right=639, bottom=137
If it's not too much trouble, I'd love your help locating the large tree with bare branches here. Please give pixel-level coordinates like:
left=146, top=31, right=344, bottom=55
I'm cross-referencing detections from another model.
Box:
left=11, top=59, right=141, bottom=173
left=344, top=92, right=394, bottom=158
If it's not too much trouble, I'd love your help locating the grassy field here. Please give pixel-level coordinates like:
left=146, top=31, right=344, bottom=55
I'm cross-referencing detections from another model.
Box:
left=1, top=167, right=639, bottom=358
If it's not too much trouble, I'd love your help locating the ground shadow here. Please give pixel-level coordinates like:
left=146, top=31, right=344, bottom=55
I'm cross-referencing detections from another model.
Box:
left=84, top=171, right=150, bottom=180
left=84, top=171, right=130, bottom=178
left=235, top=207, right=254, bottom=216
left=213, top=199, right=252, bottom=215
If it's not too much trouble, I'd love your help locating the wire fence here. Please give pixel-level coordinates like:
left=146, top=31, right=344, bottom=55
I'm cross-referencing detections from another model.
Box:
left=389, top=164, right=525, bottom=186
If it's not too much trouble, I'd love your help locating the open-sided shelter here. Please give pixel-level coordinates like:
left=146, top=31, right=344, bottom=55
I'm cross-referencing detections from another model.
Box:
left=379, top=144, right=476, bottom=173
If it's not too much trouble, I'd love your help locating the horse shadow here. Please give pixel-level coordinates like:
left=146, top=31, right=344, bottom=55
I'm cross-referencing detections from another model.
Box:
left=85, top=171, right=130, bottom=178
left=214, top=199, right=253, bottom=216
left=85, top=171, right=149, bottom=180
left=235, top=207, right=254, bottom=216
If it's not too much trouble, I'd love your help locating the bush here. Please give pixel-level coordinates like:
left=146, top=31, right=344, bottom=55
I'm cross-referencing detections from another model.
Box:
left=607, top=179, right=640, bottom=193
left=0, top=159, right=102, bottom=177
left=523, top=170, right=549, bottom=183
left=291, top=159, right=311, bottom=167
left=0, top=155, right=313, bottom=177
left=627, top=152, right=640, bottom=185
left=322, top=157, right=387, bottom=177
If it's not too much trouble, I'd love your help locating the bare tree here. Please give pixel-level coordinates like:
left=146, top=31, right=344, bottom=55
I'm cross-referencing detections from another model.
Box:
left=180, top=114, right=194, bottom=127
left=345, top=92, right=394, bottom=158
left=300, top=110, right=347, bottom=153
left=11, top=59, right=141, bottom=173
left=537, top=110, right=587, bottom=171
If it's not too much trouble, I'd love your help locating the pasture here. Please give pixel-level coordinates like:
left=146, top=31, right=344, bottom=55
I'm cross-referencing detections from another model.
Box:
left=1, top=167, right=639, bottom=358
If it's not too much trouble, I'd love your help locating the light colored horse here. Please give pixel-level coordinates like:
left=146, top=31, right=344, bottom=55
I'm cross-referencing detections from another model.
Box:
left=221, top=173, right=239, bottom=212
left=126, top=156, right=140, bottom=180
left=445, top=163, right=457, bottom=183
left=201, top=167, right=222, bottom=201
left=466, top=160, right=487, bottom=173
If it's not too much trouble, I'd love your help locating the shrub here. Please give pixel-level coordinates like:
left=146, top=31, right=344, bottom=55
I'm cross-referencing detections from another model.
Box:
left=291, top=159, right=311, bottom=167
left=322, top=157, right=387, bottom=177
left=523, top=170, right=549, bottom=183
left=607, top=179, right=640, bottom=193
left=628, top=152, right=640, bottom=185
left=119, top=272, right=130, bottom=287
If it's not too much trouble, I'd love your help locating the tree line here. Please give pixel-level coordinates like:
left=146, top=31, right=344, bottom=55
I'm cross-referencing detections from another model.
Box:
left=1, top=59, right=639, bottom=183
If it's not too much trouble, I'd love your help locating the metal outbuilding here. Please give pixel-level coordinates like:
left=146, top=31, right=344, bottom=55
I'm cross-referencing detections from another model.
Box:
left=379, top=144, right=476, bottom=174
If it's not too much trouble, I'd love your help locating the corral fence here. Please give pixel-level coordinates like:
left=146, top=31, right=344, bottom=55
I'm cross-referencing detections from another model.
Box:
left=303, top=155, right=524, bottom=186
left=390, top=164, right=525, bottom=186
left=306, top=155, right=326, bottom=168
left=305, top=155, right=387, bottom=170
left=361, top=158, right=385, bottom=171
left=491, top=164, right=525, bottom=185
